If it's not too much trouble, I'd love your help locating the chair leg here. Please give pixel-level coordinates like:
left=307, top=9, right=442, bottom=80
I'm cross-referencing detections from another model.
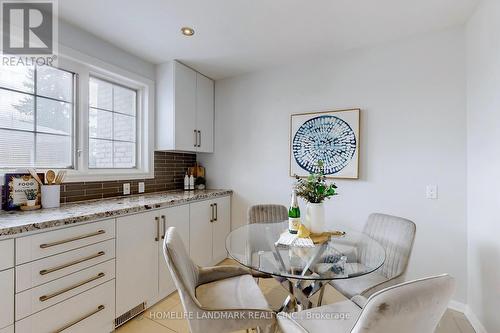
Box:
left=317, top=285, right=326, bottom=307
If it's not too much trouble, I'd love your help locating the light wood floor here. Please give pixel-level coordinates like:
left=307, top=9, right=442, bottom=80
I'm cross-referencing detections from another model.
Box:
left=116, top=259, right=475, bottom=333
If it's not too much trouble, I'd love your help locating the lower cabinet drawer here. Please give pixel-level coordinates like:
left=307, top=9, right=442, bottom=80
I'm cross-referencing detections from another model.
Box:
left=16, top=259, right=115, bottom=320
left=16, top=239, right=115, bottom=292
left=15, top=279, right=115, bottom=333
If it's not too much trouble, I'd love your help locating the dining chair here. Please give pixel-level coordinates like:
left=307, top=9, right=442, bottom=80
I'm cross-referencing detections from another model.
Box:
left=247, top=204, right=288, bottom=281
left=248, top=204, right=288, bottom=224
left=163, top=227, right=276, bottom=333
left=328, top=213, right=416, bottom=301
left=278, top=274, right=455, bottom=333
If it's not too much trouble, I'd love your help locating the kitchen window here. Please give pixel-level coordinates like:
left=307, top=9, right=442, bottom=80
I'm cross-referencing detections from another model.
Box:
left=0, top=65, right=75, bottom=169
left=88, top=77, right=137, bottom=169
left=0, top=54, right=154, bottom=182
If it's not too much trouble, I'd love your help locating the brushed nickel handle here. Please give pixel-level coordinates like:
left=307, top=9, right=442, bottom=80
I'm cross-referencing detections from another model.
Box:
left=53, top=305, right=105, bottom=333
left=214, top=203, right=218, bottom=222
left=39, top=272, right=105, bottom=302
left=155, top=216, right=160, bottom=241
left=39, top=251, right=105, bottom=276
left=40, top=230, right=106, bottom=249
left=198, top=130, right=201, bottom=147
left=210, top=204, right=214, bottom=223
left=194, top=129, right=198, bottom=147
left=161, top=215, right=166, bottom=239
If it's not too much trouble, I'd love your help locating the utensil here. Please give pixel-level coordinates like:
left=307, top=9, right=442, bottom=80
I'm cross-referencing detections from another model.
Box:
left=28, top=168, right=43, bottom=185
left=46, top=170, right=56, bottom=185
left=55, top=170, right=66, bottom=184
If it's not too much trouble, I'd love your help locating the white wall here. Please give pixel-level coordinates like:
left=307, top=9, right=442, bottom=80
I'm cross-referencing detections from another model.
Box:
left=466, top=1, right=500, bottom=332
left=199, top=27, right=468, bottom=302
left=59, top=20, right=155, bottom=80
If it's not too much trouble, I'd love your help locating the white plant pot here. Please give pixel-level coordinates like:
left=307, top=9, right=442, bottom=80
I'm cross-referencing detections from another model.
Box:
left=26, top=199, right=36, bottom=207
left=305, top=202, right=326, bottom=233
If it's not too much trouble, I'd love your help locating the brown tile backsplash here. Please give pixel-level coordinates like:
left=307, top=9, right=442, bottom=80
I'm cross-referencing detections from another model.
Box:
left=1, top=151, right=196, bottom=206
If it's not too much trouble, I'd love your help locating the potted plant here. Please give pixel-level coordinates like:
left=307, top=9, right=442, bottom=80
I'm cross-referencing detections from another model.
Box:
left=24, top=189, right=38, bottom=207
left=294, top=161, right=337, bottom=233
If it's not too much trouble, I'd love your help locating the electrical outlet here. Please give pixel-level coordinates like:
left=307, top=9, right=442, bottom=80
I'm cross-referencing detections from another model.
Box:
left=138, top=182, right=145, bottom=193
left=123, top=183, right=131, bottom=195
left=426, top=185, right=438, bottom=199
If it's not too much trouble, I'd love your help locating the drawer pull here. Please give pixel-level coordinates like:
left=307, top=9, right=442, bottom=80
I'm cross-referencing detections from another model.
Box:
left=53, top=305, right=105, bottom=333
left=40, top=251, right=105, bottom=276
left=40, top=230, right=106, bottom=249
left=39, top=272, right=106, bottom=302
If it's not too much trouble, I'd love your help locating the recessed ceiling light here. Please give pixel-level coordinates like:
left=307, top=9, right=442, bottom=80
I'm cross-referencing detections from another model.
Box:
left=181, top=27, right=195, bottom=36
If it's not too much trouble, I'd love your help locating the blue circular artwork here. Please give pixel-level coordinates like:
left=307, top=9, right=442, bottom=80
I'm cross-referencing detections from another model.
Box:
left=293, top=115, right=357, bottom=174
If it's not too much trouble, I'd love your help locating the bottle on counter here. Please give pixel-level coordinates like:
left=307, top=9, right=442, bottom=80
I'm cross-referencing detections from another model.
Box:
left=288, top=189, right=301, bottom=234
left=189, top=174, right=195, bottom=191
left=184, top=173, right=190, bottom=191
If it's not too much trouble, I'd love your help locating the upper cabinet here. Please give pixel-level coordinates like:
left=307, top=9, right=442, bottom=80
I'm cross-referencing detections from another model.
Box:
left=156, top=61, right=214, bottom=153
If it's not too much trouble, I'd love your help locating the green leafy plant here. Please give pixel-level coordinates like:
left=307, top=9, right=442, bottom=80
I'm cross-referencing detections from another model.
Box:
left=24, top=189, right=37, bottom=200
left=294, top=161, right=338, bottom=203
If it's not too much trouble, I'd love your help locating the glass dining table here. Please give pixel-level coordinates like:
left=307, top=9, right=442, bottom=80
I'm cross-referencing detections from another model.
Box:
left=225, top=221, right=386, bottom=312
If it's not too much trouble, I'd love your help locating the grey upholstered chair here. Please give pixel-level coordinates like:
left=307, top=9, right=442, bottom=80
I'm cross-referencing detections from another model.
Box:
left=329, top=213, right=416, bottom=300
left=248, top=204, right=288, bottom=224
left=163, top=227, right=276, bottom=333
left=278, top=274, right=455, bottom=333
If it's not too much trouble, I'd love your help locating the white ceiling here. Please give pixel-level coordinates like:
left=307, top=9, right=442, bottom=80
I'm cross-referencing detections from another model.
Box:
left=59, top=0, right=479, bottom=79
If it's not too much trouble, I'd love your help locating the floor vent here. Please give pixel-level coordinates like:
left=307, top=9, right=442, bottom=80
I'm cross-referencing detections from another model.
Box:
left=114, top=302, right=146, bottom=328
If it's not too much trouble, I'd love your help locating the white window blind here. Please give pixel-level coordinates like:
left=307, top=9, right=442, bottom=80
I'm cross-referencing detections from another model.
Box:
left=0, top=64, right=75, bottom=169
left=88, top=77, right=137, bottom=169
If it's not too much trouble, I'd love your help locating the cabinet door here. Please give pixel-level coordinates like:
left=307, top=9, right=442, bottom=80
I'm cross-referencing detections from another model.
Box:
left=158, top=205, right=190, bottom=297
left=174, top=62, right=197, bottom=151
left=212, top=196, right=231, bottom=264
left=0, top=269, right=14, bottom=330
left=189, top=200, right=213, bottom=267
left=196, top=73, right=214, bottom=153
left=116, top=211, right=159, bottom=316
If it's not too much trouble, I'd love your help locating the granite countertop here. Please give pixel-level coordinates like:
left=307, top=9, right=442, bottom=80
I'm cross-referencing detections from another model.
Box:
left=0, top=189, right=232, bottom=238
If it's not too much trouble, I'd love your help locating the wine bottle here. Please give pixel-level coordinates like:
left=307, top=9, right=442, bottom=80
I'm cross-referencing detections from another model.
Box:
left=289, top=189, right=301, bottom=234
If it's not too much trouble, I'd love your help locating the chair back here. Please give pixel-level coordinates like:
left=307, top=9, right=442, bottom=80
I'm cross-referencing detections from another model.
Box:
left=248, top=204, right=288, bottom=224
left=352, top=274, right=455, bottom=333
left=163, top=227, right=202, bottom=309
left=359, top=213, right=416, bottom=279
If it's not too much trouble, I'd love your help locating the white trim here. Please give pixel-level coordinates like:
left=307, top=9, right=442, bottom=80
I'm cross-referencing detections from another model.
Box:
left=448, top=300, right=467, bottom=313
left=447, top=301, right=488, bottom=333
left=464, top=305, right=488, bottom=333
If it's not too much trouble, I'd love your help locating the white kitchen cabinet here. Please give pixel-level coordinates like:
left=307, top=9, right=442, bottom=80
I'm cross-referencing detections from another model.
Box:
left=0, top=269, right=14, bottom=330
left=196, top=73, right=214, bottom=153
left=158, top=205, right=190, bottom=298
left=212, top=196, right=231, bottom=263
left=116, top=211, right=159, bottom=317
left=156, top=61, right=214, bottom=153
left=190, top=196, right=231, bottom=266
left=189, top=200, right=214, bottom=267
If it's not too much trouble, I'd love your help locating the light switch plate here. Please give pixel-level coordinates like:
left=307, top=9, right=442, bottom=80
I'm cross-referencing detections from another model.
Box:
left=426, top=185, right=438, bottom=199
left=138, top=182, right=145, bottom=193
left=123, top=183, right=131, bottom=195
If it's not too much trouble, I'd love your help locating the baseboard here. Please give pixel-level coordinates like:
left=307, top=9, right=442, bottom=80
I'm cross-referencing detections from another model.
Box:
left=464, top=305, right=488, bottom=333
left=448, top=300, right=466, bottom=313
left=447, top=301, right=488, bottom=333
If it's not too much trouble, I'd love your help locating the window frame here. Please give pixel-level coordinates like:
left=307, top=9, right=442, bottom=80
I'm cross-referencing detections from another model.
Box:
left=0, top=50, right=155, bottom=184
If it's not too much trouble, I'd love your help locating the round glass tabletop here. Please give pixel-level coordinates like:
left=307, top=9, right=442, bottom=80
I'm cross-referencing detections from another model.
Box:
left=226, top=221, right=386, bottom=281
